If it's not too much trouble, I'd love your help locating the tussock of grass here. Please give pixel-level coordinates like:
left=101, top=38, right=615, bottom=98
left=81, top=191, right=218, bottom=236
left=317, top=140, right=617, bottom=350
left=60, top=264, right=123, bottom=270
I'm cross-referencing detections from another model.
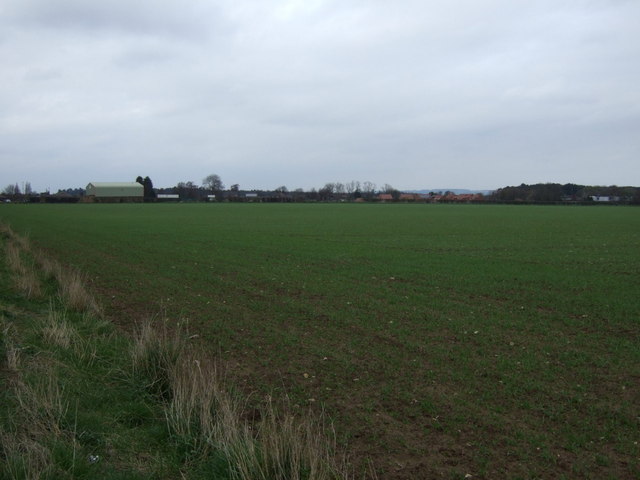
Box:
left=2, top=320, right=20, bottom=372
left=38, top=304, right=101, bottom=369
left=164, top=352, right=241, bottom=459
left=42, top=304, right=77, bottom=349
left=12, top=372, right=69, bottom=438
left=4, top=239, right=22, bottom=270
left=228, top=398, right=346, bottom=480
left=5, top=239, right=43, bottom=299
left=0, top=430, right=52, bottom=480
left=131, top=320, right=184, bottom=400
left=56, top=269, right=102, bottom=317
left=4, top=342, right=21, bottom=373
left=36, top=252, right=64, bottom=282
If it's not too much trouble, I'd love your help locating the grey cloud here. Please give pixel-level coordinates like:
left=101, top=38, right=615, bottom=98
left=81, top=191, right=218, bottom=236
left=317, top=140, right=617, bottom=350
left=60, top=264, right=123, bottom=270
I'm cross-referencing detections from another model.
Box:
left=1, top=0, right=228, bottom=40
left=1, top=0, right=639, bottom=192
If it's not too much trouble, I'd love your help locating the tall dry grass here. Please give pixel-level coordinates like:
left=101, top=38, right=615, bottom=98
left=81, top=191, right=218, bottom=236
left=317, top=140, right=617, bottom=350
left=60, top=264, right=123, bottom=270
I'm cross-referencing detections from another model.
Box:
left=4, top=239, right=43, bottom=299
left=0, top=430, right=52, bottom=480
left=1, top=320, right=21, bottom=372
left=166, top=351, right=247, bottom=447
left=34, top=246, right=102, bottom=316
left=13, top=373, right=69, bottom=437
left=36, top=252, right=63, bottom=282
left=132, top=320, right=351, bottom=480
left=0, top=366, right=71, bottom=479
left=42, top=304, right=77, bottom=349
left=56, top=268, right=102, bottom=316
left=0, top=224, right=97, bottom=477
left=0, top=305, right=90, bottom=479
left=225, top=398, right=347, bottom=480
left=40, top=303, right=98, bottom=365
left=131, top=320, right=184, bottom=400
left=1, top=222, right=102, bottom=315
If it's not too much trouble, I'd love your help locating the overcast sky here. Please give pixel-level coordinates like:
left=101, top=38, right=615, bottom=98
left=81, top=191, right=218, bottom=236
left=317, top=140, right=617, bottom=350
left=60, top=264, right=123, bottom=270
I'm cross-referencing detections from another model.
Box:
left=1, top=0, right=639, bottom=193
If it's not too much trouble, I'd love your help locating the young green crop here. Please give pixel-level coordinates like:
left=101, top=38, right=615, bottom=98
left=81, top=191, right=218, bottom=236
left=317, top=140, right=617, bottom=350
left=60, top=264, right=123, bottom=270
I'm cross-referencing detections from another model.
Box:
left=1, top=203, right=639, bottom=479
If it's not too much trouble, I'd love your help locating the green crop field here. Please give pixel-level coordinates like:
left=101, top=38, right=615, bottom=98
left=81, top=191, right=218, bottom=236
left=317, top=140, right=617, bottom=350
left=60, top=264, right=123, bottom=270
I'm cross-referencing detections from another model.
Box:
left=1, top=203, right=639, bottom=479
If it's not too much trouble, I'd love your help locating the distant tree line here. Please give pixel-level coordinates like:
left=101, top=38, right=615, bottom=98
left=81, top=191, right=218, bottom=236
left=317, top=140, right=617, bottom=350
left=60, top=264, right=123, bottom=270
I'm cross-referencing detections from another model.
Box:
left=488, top=183, right=640, bottom=204
left=153, top=178, right=640, bottom=204
left=149, top=177, right=403, bottom=203
left=3, top=177, right=640, bottom=205
left=1, top=182, right=32, bottom=196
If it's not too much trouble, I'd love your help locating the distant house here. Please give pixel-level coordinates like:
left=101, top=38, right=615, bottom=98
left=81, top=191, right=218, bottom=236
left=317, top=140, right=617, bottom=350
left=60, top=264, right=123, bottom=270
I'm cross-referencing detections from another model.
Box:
left=378, top=193, right=393, bottom=202
left=590, top=195, right=619, bottom=203
left=441, top=193, right=484, bottom=203
left=399, top=193, right=424, bottom=201
left=85, top=182, right=144, bottom=203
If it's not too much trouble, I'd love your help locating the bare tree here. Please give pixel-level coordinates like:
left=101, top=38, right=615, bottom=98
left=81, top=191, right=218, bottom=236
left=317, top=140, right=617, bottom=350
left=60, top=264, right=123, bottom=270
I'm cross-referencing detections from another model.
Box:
left=319, top=183, right=334, bottom=201
left=383, top=184, right=400, bottom=200
left=362, top=182, right=376, bottom=195
left=322, top=183, right=336, bottom=194
left=3, top=184, right=20, bottom=196
left=202, top=174, right=224, bottom=192
left=345, top=180, right=360, bottom=196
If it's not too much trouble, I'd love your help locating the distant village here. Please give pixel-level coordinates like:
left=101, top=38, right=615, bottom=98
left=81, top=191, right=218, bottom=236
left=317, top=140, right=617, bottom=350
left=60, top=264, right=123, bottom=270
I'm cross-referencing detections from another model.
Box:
left=2, top=177, right=639, bottom=205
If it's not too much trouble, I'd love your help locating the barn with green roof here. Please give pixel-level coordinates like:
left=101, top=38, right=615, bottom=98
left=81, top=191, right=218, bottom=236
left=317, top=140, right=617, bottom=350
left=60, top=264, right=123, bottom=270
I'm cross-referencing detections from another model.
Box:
left=85, top=182, right=144, bottom=202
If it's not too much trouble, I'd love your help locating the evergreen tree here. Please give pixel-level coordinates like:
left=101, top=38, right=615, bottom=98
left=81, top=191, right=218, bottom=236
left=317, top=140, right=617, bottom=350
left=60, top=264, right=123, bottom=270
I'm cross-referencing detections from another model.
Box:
left=143, top=177, right=156, bottom=199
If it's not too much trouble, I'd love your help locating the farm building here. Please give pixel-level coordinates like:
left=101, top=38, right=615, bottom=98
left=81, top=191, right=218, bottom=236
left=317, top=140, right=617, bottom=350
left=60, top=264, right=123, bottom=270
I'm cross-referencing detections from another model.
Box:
left=85, top=182, right=144, bottom=202
left=157, top=194, right=179, bottom=201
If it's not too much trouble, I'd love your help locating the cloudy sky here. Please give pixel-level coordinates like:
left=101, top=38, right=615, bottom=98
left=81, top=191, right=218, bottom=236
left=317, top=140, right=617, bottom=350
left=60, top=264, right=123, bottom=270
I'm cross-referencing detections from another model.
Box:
left=1, top=0, right=639, bottom=193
